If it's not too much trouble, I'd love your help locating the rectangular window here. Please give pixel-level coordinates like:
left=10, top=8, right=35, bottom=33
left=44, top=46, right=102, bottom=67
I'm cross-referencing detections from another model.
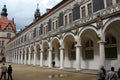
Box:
left=87, top=3, right=92, bottom=15
left=106, top=0, right=113, bottom=7
left=46, top=25, right=48, bottom=33
left=116, top=0, right=120, bottom=3
left=65, top=15, right=68, bottom=25
left=70, top=48, right=76, bottom=60
left=24, top=34, right=27, bottom=41
left=69, top=13, right=72, bottom=24
left=81, top=6, right=86, bottom=18
left=52, top=22, right=55, bottom=30
left=37, top=28, right=39, bottom=37
left=105, top=47, right=117, bottom=59
left=43, top=26, right=47, bottom=34
left=0, top=41, right=4, bottom=46
left=43, top=27, right=45, bottom=34
left=84, top=50, right=94, bottom=60
left=7, top=33, right=11, bottom=38
left=56, top=20, right=58, bottom=29
left=21, top=37, right=23, bottom=43
left=33, top=28, right=36, bottom=38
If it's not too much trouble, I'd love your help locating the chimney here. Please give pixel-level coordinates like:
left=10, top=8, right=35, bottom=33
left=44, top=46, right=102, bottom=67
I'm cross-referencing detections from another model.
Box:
left=46, top=8, right=51, bottom=13
left=12, top=18, right=14, bottom=24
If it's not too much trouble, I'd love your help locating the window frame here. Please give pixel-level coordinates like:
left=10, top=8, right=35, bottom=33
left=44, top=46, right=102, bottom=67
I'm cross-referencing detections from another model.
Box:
left=84, top=40, right=94, bottom=60
left=52, top=18, right=58, bottom=31
left=64, top=10, right=73, bottom=26
left=105, top=36, right=117, bottom=60
left=43, top=24, right=48, bottom=34
left=80, top=1, right=93, bottom=18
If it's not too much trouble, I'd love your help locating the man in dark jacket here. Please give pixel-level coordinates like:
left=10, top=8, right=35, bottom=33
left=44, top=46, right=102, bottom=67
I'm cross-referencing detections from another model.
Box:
left=7, top=65, right=13, bottom=80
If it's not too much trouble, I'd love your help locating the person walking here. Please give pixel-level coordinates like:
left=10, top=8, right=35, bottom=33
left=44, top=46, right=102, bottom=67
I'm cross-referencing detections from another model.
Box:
left=7, top=65, right=13, bottom=80
left=106, top=67, right=118, bottom=80
left=52, top=61, right=55, bottom=67
left=117, top=68, right=120, bottom=79
left=101, top=66, right=106, bottom=80
left=0, top=63, right=7, bottom=80
left=98, top=65, right=106, bottom=80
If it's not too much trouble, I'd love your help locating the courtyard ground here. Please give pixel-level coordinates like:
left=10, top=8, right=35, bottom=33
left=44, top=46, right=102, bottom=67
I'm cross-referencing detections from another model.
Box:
left=0, top=63, right=97, bottom=80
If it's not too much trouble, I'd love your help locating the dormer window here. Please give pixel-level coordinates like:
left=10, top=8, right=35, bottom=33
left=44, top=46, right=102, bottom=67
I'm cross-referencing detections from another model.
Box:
left=7, top=33, right=11, bottom=38
left=6, top=24, right=12, bottom=31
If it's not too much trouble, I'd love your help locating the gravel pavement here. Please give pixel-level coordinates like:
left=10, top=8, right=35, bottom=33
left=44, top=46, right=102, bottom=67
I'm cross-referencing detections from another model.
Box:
left=0, top=63, right=97, bottom=80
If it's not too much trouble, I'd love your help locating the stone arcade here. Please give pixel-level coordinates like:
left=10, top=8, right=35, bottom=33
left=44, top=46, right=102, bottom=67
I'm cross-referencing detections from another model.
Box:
left=7, top=0, right=120, bottom=72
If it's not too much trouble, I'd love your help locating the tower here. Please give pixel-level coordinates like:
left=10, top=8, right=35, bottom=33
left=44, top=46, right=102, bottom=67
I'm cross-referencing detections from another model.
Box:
left=0, top=5, right=16, bottom=62
left=34, top=3, right=41, bottom=20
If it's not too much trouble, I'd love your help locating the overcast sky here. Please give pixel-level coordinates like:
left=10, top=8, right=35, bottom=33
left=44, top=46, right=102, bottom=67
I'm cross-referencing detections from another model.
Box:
left=0, top=0, right=62, bottom=30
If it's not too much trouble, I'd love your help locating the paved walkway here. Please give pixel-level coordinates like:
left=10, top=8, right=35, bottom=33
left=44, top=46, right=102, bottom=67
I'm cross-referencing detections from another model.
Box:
left=0, top=63, right=97, bottom=80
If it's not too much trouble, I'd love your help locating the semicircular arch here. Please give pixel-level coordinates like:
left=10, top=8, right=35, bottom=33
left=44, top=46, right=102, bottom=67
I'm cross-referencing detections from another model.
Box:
left=103, top=17, right=120, bottom=34
left=79, top=26, right=98, bottom=39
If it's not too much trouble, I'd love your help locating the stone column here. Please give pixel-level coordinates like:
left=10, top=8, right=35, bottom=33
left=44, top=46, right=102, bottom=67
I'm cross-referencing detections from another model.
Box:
left=99, top=41, right=105, bottom=67
left=40, top=51, right=43, bottom=67
left=24, top=49, right=27, bottom=64
left=14, top=52, right=16, bottom=63
left=12, top=53, right=14, bottom=63
left=21, top=52, right=23, bottom=64
left=16, top=51, right=18, bottom=64
left=48, top=49, right=52, bottom=68
left=15, top=53, right=17, bottom=63
left=28, top=53, right=31, bottom=65
left=33, top=51, right=36, bottom=66
left=28, top=48, right=31, bottom=65
left=18, top=52, right=20, bottom=64
left=60, top=47, right=64, bottom=69
left=75, top=44, right=81, bottom=71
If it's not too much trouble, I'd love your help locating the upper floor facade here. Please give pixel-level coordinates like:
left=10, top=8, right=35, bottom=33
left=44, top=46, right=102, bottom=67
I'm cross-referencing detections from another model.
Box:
left=7, top=0, right=120, bottom=50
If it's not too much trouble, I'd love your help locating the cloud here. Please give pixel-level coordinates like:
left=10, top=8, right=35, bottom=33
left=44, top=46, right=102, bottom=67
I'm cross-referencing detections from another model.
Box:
left=0, top=0, right=62, bottom=29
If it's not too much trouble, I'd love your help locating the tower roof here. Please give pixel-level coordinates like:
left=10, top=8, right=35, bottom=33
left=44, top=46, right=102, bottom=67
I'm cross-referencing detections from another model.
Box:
left=34, top=3, right=41, bottom=20
left=0, top=5, right=16, bottom=31
left=0, top=17, right=16, bottom=30
left=1, top=5, right=8, bottom=17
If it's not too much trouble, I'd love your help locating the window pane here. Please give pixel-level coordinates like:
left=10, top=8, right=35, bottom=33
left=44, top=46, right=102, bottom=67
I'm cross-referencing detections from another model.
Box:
left=112, top=36, right=116, bottom=44
left=86, top=41, right=89, bottom=47
left=7, top=33, right=11, bottom=38
left=85, top=50, right=94, bottom=59
left=81, top=6, right=86, bottom=18
left=116, top=0, right=120, bottom=3
left=105, top=47, right=117, bottom=59
left=52, top=22, right=54, bottom=30
left=56, top=20, right=58, bottom=28
left=65, top=15, right=68, bottom=25
left=106, top=0, right=113, bottom=7
left=69, top=13, right=72, bottom=23
left=87, top=3, right=92, bottom=15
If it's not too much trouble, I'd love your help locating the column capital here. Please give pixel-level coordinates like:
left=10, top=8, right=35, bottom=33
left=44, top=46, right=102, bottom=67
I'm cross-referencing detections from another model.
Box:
left=97, top=40, right=106, bottom=44
left=48, top=49, right=52, bottom=51
left=40, top=50, right=44, bottom=53
left=75, top=44, right=81, bottom=47
left=59, top=47, right=64, bottom=50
